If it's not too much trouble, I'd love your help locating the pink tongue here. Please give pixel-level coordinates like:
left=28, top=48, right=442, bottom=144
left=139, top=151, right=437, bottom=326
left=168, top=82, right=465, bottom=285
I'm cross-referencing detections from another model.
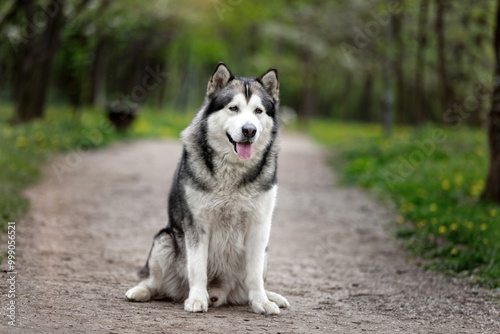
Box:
left=236, top=142, right=252, bottom=159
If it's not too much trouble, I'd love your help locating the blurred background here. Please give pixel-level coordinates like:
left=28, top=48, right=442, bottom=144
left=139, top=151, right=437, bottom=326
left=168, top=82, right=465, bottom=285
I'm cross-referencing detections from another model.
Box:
left=1, top=0, right=496, bottom=123
left=0, top=0, right=499, bottom=285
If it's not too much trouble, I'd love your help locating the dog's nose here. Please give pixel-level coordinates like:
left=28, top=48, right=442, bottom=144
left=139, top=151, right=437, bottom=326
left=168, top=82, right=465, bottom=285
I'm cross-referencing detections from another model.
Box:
left=242, top=123, right=257, bottom=138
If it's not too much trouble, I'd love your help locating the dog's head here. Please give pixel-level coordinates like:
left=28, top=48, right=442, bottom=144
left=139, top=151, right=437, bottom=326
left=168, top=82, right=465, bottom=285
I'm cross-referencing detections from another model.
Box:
left=203, top=62, right=279, bottom=161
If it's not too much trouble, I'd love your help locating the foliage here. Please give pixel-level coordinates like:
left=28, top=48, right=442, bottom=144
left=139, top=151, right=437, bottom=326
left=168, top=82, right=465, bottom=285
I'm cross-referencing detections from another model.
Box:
left=309, top=121, right=500, bottom=288
left=1, top=0, right=498, bottom=123
left=0, top=104, right=190, bottom=231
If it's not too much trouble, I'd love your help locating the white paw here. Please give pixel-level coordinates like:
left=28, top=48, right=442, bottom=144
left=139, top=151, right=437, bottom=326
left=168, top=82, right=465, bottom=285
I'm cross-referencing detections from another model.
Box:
left=125, top=286, right=151, bottom=302
left=184, top=297, right=208, bottom=313
left=250, top=299, right=280, bottom=315
left=266, top=291, right=290, bottom=309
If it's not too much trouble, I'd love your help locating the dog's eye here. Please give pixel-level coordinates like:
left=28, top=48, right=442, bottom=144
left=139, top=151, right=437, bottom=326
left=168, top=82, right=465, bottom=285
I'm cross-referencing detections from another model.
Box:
left=255, top=108, right=263, bottom=114
left=229, top=106, right=238, bottom=112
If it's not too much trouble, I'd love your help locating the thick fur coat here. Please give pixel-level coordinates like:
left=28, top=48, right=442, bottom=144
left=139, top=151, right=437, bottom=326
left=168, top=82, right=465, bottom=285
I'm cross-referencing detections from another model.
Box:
left=125, top=63, right=289, bottom=315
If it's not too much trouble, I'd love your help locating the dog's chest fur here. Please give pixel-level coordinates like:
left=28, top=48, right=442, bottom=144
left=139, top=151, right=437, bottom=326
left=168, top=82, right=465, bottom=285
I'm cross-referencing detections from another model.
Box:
left=184, top=157, right=273, bottom=281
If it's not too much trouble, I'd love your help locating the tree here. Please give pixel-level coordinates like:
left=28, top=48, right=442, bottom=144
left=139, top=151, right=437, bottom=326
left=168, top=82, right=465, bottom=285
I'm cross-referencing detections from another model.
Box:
left=13, top=0, right=67, bottom=123
left=436, top=0, right=452, bottom=122
left=482, top=0, right=500, bottom=204
left=415, top=0, right=430, bottom=124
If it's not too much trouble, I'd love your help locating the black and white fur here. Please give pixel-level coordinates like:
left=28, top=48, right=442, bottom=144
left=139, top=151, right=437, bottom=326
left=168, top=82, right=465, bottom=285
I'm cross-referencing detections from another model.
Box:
left=125, top=62, right=289, bottom=315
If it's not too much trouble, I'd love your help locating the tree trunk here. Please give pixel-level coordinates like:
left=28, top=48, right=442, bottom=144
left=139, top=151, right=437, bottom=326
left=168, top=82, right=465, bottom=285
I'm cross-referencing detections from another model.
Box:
left=436, top=0, right=452, bottom=122
left=298, top=50, right=316, bottom=121
left=393, top=1, right=405, bottom=124
left=481, top=0, right=500, bottom=203
left=90, top=39, right=108, bottom=109
left=357, top=72, right=373, bottom=122
left=14, top=0, right=66, bottom=123
left=382, top=1, right=394, bottom=136
left=415, top=0, right=429, bottom=125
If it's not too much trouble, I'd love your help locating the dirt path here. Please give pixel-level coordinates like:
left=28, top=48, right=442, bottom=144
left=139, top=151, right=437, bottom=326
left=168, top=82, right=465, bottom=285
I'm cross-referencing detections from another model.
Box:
left=1, top=133, right=499, bottom=333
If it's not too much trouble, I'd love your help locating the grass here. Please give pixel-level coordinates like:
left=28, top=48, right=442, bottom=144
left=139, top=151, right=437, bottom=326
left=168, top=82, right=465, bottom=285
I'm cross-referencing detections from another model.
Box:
left=0, top=104, right=192, bottom=231
left=308, top=120, right=500, bottom=288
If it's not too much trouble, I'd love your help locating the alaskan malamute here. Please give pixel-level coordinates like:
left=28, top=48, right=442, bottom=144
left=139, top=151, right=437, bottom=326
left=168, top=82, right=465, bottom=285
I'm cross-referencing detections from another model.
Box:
left=125, top=62, right=289, bottom=315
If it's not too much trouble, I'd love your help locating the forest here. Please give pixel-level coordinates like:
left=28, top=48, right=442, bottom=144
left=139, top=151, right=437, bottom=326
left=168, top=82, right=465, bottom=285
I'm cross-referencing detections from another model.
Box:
left=1, top=0, right=500, bottom=285
left=0, top=0, right=497, bottom=124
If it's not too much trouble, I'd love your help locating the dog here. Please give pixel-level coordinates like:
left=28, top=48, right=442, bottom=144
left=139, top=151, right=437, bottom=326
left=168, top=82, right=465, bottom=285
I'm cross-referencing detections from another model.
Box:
left=125, top=62, right=289, bottom=315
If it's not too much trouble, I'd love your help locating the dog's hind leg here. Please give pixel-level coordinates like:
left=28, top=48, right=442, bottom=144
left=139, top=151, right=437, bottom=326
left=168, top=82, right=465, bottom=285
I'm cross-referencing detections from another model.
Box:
left=126, top=228, right=186, bottom=302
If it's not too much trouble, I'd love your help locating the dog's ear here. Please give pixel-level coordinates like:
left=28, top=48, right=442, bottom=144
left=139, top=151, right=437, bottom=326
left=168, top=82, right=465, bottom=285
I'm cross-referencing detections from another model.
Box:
left=207, top=62, right=232, bottom=95
left=258, top=69, right=279, bottom=100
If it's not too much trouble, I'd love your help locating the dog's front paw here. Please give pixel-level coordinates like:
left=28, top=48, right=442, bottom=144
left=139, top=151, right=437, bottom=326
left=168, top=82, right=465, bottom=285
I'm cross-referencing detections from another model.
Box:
left=266, top=290, right=290, bottom=309
left=250, top=299, right=280, bottom=315
left=184, top=297, right=208, bottom=313
left=125, top=286, right=151, bottom=302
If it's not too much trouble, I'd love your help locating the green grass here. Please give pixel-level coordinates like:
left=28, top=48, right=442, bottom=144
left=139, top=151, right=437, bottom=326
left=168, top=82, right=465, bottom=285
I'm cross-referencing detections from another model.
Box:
left=308, top=120, right=500, bottom=288
left=0, top=104, right=192, bottom=231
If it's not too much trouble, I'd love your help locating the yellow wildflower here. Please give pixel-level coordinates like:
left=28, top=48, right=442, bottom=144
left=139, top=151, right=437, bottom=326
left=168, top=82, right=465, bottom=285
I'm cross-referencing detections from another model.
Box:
left=484, top=238, right=489, bottom=245
left=466, top=221, right=474, bottom=229
left=491, top=209, right=497, bottom=217
left=397, top=215, right=404, bottom=224
left=438, top=226, right=447, bottom=234
left=417, top=188, right=427, bottom=197
left=34, top=131, right=45, bottom=142
left=16, top=136, right=28, bottom=148
left=441, top=179, right=450, bottom=190
left=450, top=248, right=458, bottom=256
left=454, top=174, right=463, bottom=187
left=470, top=185, right=479, bottom=197
left=480, top=224, right=487, bottom=231
left=450, top=223, right=458, bottom=231
left=430, top=203, right=437, bottom=212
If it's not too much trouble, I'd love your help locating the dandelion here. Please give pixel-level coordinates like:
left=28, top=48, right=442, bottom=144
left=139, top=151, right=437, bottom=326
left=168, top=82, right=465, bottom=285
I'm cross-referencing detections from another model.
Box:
left=450, top=248, right=458, bottom=256
left=466, top=221, right=474, bottom=229
left=430, top=203, right=437, bottom=212
left=470, top=185, right=480, bottom=197
left=454, top=174, right=463, bottom=187
left=441, top=179, right=450, bottom=190
left=470, top=181, right=485, bottom=196
left=34, top=131, right=45, bottom=142
left=16, top=136, right=28, bottom=148
left=417, top=188, right=427, bottom=197
left=439, top=226, right=447, bottom=234
left=450, top=223, right=458, bottom=231
left=480, top=224, right=487, bottom=231
left=491, top=209, right=497, bottom=217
